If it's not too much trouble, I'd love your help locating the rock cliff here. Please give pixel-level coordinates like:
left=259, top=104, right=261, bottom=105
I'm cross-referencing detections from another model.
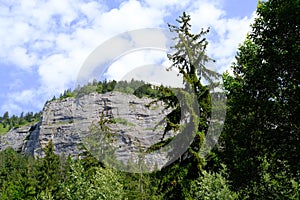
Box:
left=0, top=92, right=174, bottom=170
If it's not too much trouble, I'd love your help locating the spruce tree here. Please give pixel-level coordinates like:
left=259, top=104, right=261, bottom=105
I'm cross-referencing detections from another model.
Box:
left=37, top=140, right=61, bottom=198
left=157, top=12, right=220, bottom=199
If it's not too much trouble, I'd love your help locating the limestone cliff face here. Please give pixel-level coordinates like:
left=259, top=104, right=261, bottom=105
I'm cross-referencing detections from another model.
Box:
left=0, top=92, right=174, bottom=170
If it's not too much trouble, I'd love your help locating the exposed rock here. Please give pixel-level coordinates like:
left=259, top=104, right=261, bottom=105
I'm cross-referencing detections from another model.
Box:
left=0, top=124, right=35, bottom=153
left=0, top=92, right=176, bottom=171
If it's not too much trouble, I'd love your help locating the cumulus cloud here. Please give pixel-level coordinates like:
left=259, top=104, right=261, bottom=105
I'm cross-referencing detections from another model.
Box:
left=104, top=50, right=168, bottom=80
left=98, top=0, right=164, bottom=34
left=9, top=47, right=37, bottom=70
left=188, top=0, right=255, bottom=72
left=0, top=0, right=256, bottom=115
left=209, top=14, right=256, bottom=72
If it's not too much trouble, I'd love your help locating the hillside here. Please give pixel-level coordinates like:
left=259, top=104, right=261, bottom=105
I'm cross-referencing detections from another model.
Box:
left=0, top=91, right=176, bottom=171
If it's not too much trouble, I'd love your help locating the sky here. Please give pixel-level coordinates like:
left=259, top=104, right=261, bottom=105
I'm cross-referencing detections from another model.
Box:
left=0, top=0, right=258, bottom=117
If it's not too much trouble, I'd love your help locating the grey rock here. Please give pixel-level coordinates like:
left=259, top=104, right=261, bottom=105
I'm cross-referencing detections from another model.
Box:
left=0, top=123, right=39, bottom=153
left=0, top=92, right=176, bottom=171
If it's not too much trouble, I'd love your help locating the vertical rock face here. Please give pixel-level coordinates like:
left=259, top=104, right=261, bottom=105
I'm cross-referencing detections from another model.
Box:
left=0, top=92, right=175, bottom=170
left=22, top=122, right=41, bottom=155
left=0, top=124, right=35, bottom=153
left=34, top=96, right=80, bottom=158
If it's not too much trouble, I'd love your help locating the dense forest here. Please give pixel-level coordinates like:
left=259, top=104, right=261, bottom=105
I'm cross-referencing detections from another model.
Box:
left=0, top=0, right=299, bottom=199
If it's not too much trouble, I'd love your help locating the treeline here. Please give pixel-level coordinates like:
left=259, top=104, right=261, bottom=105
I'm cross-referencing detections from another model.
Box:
left=0, top=111, right=41, bottom=135
left=0, top=142, right=123, bottom=200
left=52, top=79, right=162, bottom=101
left=0, top=79, right=165, bottom=134
left=0, top=142, right=237, bottom=200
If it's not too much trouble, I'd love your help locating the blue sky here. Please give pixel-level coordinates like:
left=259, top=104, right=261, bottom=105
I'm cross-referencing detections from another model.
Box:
left=0, top=0, right=258, bottom=116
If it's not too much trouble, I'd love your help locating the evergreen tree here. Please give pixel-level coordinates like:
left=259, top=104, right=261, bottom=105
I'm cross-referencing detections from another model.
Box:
left=156, top=12, right=220, bottom=199
left=2, top=112, right=9, bottom=129
left=36, top=140, right=62, bottom=198
left=166, top=11, right=221, bottom=167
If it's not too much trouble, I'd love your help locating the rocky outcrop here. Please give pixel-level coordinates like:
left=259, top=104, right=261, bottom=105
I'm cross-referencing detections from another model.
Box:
left=0, top=92, right=175, bottom=171
left=0, top=124, right=36, bottom=153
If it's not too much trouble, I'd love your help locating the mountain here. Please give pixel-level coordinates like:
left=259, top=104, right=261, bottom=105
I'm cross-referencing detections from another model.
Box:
left=0, top=91, right=175, bottom=171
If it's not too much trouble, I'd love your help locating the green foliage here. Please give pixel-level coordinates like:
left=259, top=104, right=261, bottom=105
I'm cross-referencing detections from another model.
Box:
left=0, top=124, right=9, bottom=135
left=167, top=12, right=219, bottom=87
left=220, top=0, right=300, bottom=197
left=241, top=156, right=300, bottom=200
left=62, top=159, right=124, bottom=200
left=102, top=80, right=117, bottom=94
left=156, top=160, right=201, bottom=200
left=114, top=79, right=147, bottom=95
left=165, top=11, right=218, bottom=163
left=133, top=84, right=159, bottom=98
left=190, top=165, right=238, bottom=200
left=35, top=189, right=54, bottom=200
left=121, top=172, right=163, bottom=200
left=146, top=137, right=173, bottom=153
left=0, top=111, right=41, bottom=135
left=36, top=140, right=62, bottom=198
left=0, top=147, right=125, bottom=200
left=0, top=148, right=38, bottom=200
left=57, top=79, right=160, bottom=101
left=154, top=12, right=218, bottom=198
left=75, top=83, right=98, bottom=98
left=59, top=88, right=74, bottom=99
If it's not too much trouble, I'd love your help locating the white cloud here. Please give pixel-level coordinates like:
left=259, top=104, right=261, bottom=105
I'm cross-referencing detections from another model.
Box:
left=121, top=64, right=184, bottom=88
left=189, top=1, right=225, bottom=30
left=104, top=50, right=168, bottom=81
left=38, top=54, right=81, bottom=95
left=9, top=47, right=37, bottom=70
left=210, top=13, right=256, bottom=72
left=143, top=0, right=190, bottom=9
left=80, top=1, right=107, bottom=20
left=98, top=0, right=165, bottom=34
left=1, top=103, right=23, bottom=116
left=9, top=89, right=35, bottom=105
left=0, top=0, right=256, bottom=115
left=187, top=0, right=255, bottom=72
left=2, top=89, right=45, bottom=115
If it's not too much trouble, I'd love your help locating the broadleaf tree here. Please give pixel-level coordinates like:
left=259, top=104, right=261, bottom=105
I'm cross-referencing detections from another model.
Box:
left=221, top=0, right=300, bottom=197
